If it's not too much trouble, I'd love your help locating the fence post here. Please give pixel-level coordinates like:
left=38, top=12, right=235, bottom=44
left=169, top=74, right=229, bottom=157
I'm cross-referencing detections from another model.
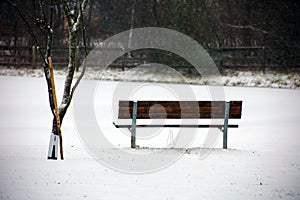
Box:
left=32, top=46, right=36, bottom=68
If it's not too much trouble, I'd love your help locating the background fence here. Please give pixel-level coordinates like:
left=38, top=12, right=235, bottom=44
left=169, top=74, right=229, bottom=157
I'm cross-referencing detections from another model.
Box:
left=1, top=45, right=299, bottom=73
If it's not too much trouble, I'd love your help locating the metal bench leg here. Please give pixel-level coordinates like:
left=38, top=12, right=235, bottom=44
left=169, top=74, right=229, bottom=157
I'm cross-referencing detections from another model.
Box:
left=131, top=101, right=138, bottom=148
left=223, top=101, right=230, bottom=149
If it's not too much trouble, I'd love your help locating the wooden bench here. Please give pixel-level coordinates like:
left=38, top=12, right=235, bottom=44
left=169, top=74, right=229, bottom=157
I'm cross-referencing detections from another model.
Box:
left=113, top=101, right=242, bottom=149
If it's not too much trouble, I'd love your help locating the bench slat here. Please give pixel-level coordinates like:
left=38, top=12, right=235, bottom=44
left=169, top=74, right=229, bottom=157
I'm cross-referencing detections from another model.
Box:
left=118, top=101, right=242, bottom=119
left=120, top=101, right=226, bottom=107
left=113, top=123, right=238, bottom=128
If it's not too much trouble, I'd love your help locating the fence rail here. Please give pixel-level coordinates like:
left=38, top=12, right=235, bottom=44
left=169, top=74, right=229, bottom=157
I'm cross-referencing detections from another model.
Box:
left=1, top=45, right=299, bottom=72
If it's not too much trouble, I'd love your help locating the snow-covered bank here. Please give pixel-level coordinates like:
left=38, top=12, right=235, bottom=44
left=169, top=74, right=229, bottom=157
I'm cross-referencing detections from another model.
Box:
left=0, top=66, right=299, bottom=89
left=0, top=76, right=300, bottom=199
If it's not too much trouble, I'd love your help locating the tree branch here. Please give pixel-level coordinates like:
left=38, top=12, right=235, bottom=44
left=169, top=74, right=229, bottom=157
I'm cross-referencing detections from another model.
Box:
left=4, top=0, right=43, bottom=59
left=73, top=0, right=88, bottom=32
left=59, top=0, right=88, bottom=116
left=45, top=0, right=54, bottom=58
left=68, top=0, right=89, bottom=104
left=4, top=0, right=55, bottom=117
left=38, top=0, right=48, bottom=26
left=62, top=0, right=74, bottom=28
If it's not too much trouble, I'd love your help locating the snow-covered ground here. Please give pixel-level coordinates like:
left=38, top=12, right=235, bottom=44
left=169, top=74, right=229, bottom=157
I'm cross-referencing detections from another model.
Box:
left=0, top=75, right=300, bottom=199
left=1, top=66, right=300, bottom=89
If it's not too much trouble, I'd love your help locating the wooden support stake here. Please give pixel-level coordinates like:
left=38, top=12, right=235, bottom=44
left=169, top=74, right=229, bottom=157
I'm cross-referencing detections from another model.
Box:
left=48, top=57, right=64, bottom=160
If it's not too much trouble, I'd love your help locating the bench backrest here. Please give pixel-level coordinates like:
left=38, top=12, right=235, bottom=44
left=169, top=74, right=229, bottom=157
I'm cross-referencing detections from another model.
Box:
left=118, top=101, right=242, bottom=119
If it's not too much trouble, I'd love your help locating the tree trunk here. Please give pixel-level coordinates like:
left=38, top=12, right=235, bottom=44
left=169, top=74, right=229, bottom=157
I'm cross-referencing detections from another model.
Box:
left=48, top=27, right=79, bottom=159
left=5, top=0, right=88, bottom=160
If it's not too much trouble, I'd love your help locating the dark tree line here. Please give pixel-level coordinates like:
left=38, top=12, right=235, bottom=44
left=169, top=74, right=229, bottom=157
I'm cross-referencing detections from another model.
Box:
left=1, top=0, right=300, bottom=68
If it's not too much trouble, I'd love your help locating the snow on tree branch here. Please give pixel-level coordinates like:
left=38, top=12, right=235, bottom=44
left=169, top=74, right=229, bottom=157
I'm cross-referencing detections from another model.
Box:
left=59, top=0, right=89, bottom=120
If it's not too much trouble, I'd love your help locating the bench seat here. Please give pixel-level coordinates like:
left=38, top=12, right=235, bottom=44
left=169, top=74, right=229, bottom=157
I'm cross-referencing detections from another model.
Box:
left=114, top=100, right=242, bottom=149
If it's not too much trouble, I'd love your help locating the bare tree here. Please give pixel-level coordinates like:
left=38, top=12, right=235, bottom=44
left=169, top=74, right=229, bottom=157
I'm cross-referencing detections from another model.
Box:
left=5, top=0, right=89, bottom=160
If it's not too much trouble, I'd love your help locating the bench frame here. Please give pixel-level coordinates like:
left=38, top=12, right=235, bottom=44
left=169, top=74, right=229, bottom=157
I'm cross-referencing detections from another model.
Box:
left=113, top=101, right=241, bottom=149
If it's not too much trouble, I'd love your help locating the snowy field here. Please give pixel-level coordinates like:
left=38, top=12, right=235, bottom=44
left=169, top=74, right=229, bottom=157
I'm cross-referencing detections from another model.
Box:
left=1, top=75, right=300, bottom=199
left=1, top=66, right=300, bottom=89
